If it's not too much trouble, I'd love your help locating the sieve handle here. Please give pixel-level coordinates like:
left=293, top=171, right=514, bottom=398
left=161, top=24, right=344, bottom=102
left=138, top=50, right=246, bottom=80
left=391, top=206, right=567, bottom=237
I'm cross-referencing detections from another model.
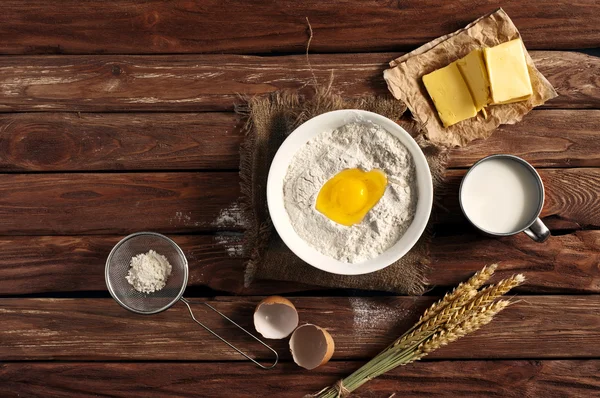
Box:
left=179, top=298, right=279, bottom=369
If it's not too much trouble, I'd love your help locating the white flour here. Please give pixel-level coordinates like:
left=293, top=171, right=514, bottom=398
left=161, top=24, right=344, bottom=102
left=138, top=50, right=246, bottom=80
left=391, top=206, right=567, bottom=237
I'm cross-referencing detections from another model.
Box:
left=126, top=250, right=172, bottom=294
left=349, top=297, right=413, bottom=329
left=214, top=202, right=247, bottom=228
left=214, top=233, right=245, bottom=257
left=283, top=122, right=417, bottom=263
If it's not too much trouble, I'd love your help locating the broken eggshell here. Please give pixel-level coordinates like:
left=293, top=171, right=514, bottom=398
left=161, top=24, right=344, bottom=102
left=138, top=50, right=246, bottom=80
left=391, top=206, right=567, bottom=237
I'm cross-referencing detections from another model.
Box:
left=289, top=324, right=335, bottom=370
left=253, top=296, right=299, bottom=339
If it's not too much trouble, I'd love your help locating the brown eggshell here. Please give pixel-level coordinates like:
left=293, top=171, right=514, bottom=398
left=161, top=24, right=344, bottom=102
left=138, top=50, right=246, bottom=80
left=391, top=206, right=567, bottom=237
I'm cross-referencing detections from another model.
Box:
left=289, top=324, right=335, bottom=370
left=253, top=296, right=299, bottom=339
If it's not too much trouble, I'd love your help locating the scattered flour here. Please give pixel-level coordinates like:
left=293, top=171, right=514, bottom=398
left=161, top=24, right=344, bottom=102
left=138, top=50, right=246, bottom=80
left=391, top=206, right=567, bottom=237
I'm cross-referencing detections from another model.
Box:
left=174, top=211, right=191, bottom=222
left=349, top=297, right=413, bottom=330
left=170, top=202, right=248, bottom=229
left=283, top=122, right=418, bottom=263
left=126, top=250, right=172, bottom=294
left=214, top=202, right=247, bottom=228
left=170, top=211, right=197, bottom=227
left=214, top=233, right=245, bottom=257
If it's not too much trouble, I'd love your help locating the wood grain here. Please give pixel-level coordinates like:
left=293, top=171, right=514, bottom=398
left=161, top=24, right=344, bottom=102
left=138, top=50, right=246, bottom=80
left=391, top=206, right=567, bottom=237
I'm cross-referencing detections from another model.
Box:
left=429, top=231, right=600, bottom=294
left=0, top=235, right=247, bottom=295
left=1, top=110, right=599, bottom=172
left=0, top=296, right=598, bottom=360
left=0, top=52, right=596, bottom=112
left=0, top=113, right=243, bottom=172
left=1, top=360, right=599, bottom=398
left=1, top=1, right=598, bottom=54
left=0, top=168, right=597, bottom=235
left=542, top=168, right=600, bottom=229
left=0, top=172, right=244, bottom=235
left=0, top=232, right=598, bottom=295
left=447, top=110, right=600, bottom=168
left=0, top=2, right=596, bottom=394
left=438, top=168, right=600, bottom=230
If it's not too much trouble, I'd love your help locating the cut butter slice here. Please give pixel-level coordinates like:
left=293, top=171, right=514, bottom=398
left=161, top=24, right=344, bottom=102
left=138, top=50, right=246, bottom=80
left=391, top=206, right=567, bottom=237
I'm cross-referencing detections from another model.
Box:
left=422, top=62, right=477, bottom=128
left=456, top=49, right=490, bottom=112
left=484, top=38, right=533, bottom=104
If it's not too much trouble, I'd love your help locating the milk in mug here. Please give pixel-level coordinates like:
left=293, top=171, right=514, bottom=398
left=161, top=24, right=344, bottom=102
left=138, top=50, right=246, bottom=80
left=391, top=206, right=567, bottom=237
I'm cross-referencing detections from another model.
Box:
left=460, top=157, right=542, bottom=234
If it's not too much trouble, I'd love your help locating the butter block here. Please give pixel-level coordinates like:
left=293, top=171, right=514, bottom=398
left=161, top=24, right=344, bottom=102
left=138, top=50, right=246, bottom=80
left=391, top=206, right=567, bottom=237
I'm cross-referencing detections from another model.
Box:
left=456, top=49, right=490, bottom=112
left=484, top=38, right=533, bottom=104
left=422, top=62, right=477, bottom=127
left=494, top=95, right=531, bottom=105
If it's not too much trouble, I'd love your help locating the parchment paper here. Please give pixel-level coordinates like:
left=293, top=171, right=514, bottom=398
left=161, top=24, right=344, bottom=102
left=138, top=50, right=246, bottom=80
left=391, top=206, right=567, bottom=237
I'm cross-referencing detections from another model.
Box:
left=383, top=8, right=557, bottom=147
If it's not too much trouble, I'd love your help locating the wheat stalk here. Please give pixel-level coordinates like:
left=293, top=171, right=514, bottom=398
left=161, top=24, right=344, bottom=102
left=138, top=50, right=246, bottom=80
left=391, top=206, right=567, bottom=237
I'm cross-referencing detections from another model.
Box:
left=417, top=264, right=498, bottom=325
left=413, top=300, right=512, bottom=361
left=395, top=287, right=476, bottom=349
left=395, top=264, right=499, bottom=349
left=312, top=265, right=524, bottom=398
left=473, top=274, right=524, bottom=304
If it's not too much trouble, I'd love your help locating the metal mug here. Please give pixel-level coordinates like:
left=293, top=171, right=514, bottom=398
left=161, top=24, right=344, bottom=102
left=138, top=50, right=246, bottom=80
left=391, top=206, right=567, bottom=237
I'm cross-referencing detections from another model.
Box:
left=459, top=154, right=550, bottom=243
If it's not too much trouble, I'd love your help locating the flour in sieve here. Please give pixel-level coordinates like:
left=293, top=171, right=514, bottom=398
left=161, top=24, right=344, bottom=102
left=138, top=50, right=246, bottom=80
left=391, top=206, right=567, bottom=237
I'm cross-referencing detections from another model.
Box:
left=283, top=122, right=417, bottom=263
left=126, top=250, right=172, bottom=294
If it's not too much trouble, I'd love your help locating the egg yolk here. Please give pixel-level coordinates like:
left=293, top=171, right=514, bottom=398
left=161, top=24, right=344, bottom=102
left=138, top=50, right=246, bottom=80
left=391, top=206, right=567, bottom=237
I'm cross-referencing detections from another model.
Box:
left=315, top=168, right=387, bottom=226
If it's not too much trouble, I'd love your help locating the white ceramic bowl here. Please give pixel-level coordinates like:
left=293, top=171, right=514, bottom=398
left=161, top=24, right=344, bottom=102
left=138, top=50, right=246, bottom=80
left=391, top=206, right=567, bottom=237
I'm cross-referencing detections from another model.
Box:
left=267, top=110, right=433, bottom=275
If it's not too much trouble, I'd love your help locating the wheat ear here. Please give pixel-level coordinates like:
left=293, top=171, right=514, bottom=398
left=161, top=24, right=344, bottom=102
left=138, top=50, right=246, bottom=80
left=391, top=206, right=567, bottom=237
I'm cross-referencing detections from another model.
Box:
left=313, top=265, right=523, bottom=398
left=411, top=300, right=512, bottom=362
left=464, top=274, right=524, bottom=311
left=417, top=264, right=498, bottom=325
left=397, top=272, right=523, bottom=350
left=395, top=287, right=477, bottom=349
left=422, top=274, right=524, bottom=335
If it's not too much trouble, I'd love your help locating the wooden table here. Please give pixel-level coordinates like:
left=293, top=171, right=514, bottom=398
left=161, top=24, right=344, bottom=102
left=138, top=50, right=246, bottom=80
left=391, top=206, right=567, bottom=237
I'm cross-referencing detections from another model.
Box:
left=1, top=2, right=599, bottom=397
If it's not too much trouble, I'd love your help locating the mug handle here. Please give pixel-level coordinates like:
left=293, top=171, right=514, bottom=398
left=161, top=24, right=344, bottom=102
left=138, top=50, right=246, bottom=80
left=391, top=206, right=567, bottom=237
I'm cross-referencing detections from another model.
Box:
left=524, top=218, right=550, bottom=242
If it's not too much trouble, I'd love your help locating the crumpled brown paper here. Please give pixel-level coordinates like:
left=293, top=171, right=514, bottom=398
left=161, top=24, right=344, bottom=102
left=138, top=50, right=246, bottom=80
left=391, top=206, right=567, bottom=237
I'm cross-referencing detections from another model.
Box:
left=383, top=8, right=558, bottom=147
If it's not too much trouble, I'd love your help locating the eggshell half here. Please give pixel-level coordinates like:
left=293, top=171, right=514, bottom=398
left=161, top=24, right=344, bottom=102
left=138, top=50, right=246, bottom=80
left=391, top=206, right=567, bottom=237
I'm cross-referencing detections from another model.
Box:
left=253, top=296, right=299, bottom=339
left=289, top=324, right=335, bottom=370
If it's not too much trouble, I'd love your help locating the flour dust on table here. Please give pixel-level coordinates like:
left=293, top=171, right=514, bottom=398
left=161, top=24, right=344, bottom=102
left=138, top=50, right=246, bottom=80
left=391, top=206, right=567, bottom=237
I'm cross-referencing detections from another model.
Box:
left=283, top=122, right=417, bottom=263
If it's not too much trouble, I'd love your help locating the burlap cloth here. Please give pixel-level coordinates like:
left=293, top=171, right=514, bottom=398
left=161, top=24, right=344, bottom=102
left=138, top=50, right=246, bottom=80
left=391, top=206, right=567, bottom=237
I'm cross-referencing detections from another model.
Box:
left=238, top=88, right=447, bottom=294
left=237, top=9, right=556, bottom=294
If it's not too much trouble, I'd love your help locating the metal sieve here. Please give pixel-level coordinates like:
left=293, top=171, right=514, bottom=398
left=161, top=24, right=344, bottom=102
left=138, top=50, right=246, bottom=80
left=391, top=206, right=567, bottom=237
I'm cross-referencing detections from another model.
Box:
left=105, top=231, right=278, bottom=369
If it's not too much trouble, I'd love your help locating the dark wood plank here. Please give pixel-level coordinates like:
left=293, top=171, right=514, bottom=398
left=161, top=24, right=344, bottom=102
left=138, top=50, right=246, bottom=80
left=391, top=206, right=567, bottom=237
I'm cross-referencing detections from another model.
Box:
left=1, top=360, right=598, bottom=398
left=448, top=110, right=600, bottom=168
left=429, top=231, right=600, bottom=294
left=1, top=1, right=598, bottom=54
left=438, top=168, right=600, bottom=230
left=1, top=110, right=599, bottom=172
left=0, top=52, right=596, bottom=112
left=542, top=169, right=600, bottom=230
left=0, top=232, right=597, bottom=295
left=0, top=296, right=597, bottom=360
left=0, top=113, right=242, bottom=172
left=0, top=168, right=598, bottom=235
left=0, top=172, right=244, bottom=235
left=0, top=235, right=246, bottom=295
left=534, top=51, right=600, bottom=109
left=241, top=231, right=600, bottom=295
